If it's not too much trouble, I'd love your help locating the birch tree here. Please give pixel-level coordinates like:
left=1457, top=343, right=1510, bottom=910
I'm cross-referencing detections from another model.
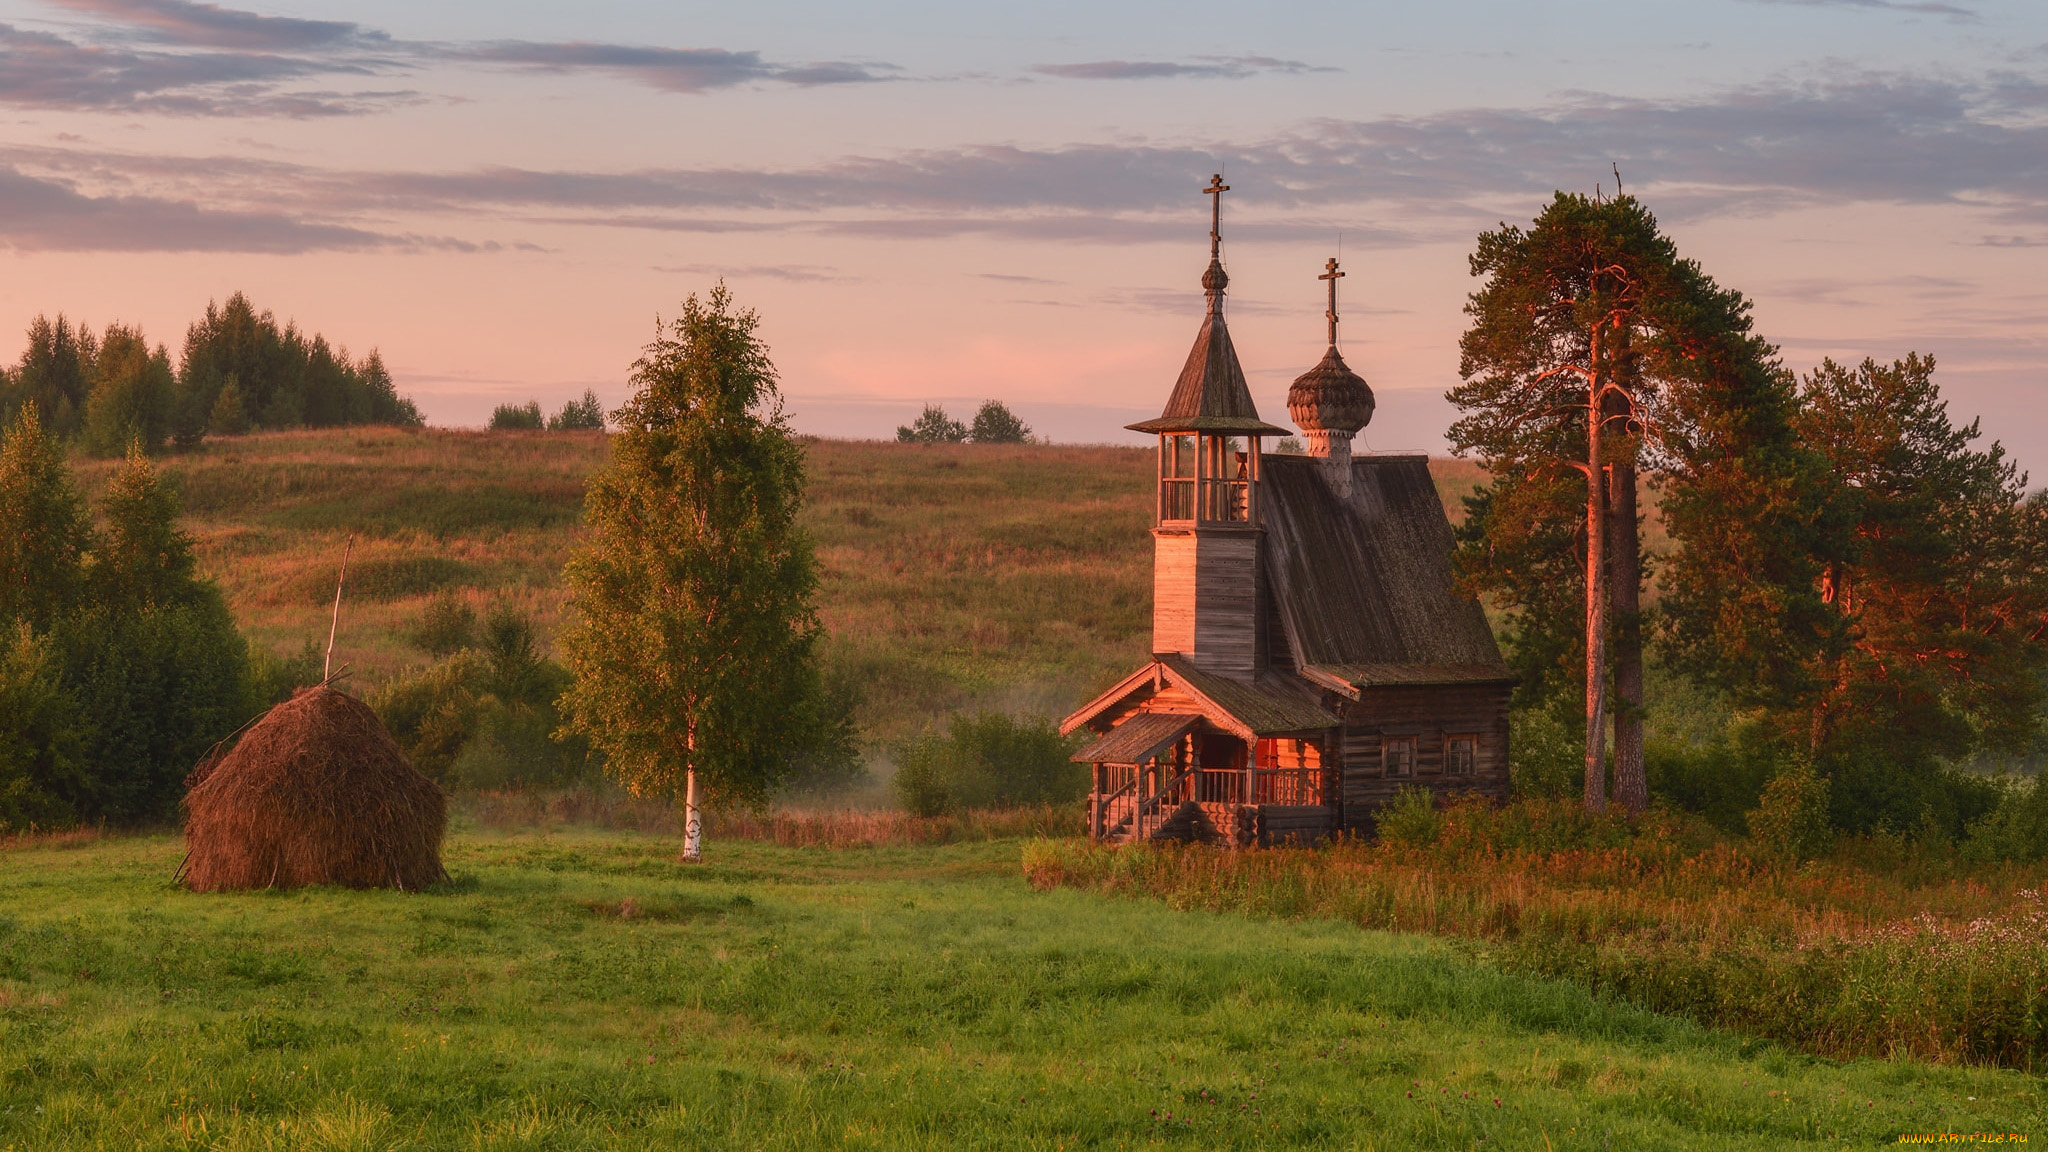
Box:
left=559, top=287, right=828, bottom=859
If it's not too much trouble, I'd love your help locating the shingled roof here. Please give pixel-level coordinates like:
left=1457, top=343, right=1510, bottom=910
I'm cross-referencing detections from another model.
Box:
left=1261, top=454, right=1512, bottom=691
left=1127, top=307, right=1289, bottom=435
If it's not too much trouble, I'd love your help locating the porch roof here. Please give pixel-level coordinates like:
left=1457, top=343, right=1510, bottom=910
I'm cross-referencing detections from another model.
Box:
left=1070, top=712, right=1202, bottom=765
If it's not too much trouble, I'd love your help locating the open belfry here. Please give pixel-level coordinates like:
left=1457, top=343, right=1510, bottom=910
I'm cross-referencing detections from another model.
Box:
left=1062, top=176, right=1514, bottom=845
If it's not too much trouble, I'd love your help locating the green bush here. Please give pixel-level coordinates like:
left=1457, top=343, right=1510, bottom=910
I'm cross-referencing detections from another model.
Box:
left=248, top=638, right=324, bottom=706
left=889, top=712, right=1081, bottom=815
left=1374, top=785, right=1441, bottom=847
left=1747, top=761, right=1833, bottom=863
left=370, top=604, right=596, bottom=790
left=1646, top=724, right=1779, bottom=836
left=547, top=390, right=606, bottom=431
left=779, top=660, right=867, bottom=798
left=1507, top=706, right=1580, bottom=800
left=406, top=595, right=476, bottom=656
left=368, top=650, right=488, bottom=782
left=0, top=623, right=84, bottom=830
left=1961, top=775, right=2048, bottom=863
left=891, top=729, right=954, bottom=817
left=488, top=401, right=543, bottom=431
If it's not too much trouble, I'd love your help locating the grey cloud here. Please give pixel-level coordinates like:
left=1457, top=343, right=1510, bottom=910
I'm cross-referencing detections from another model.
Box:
left=454, top=42, right=890, bottom=93
left=1739, top=0, right=1976, bottom=19
left=46, top=0, right=375, bottom=50
left=19, top=68, right=2048, bottom=252
left=9, top=0, right=895, bottom=116
left=1033, top=55, right=1330, bottom=81
left=651, top=262, right=851, bottom=282
left=0, top=21, right=399, bottom=115
left=313, top=74, right=2046, bottom=226
left=0, top=162, right=393, bottom=251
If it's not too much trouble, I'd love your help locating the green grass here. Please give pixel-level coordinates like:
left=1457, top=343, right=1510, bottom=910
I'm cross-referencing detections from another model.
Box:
left=67, top=428, right=1485, bottom=741
left=2, top=831, right=2037, bottom=1149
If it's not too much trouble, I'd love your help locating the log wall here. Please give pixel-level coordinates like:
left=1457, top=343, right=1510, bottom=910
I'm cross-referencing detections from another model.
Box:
left=1338, top=682, right=1511, bottom=831
left=1152, top=527, right=1261, bottom=677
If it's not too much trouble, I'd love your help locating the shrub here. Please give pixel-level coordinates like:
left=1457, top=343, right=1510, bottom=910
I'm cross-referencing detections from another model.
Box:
left=449, top=699, right=594, bottom=791
left=368, top=650, right=488, bottom=782
left=890, top=712, right=1083, bottom=815
left=1646, top=723, right=1779, bottom=835
left=372, top=604, right=594, bottom=790
left=406, top=595, right=476, bottom=656
left=891, top=729, right=953, bottom=817
left=896, top=404, right=967, bottom=444
left=547, top=390, right=606, bottom=431
left=1747, top=761, right=1833, bottom=863
left=1374, top=785, right=1440, bottom=846
left=779, top=660, right=867, bottom=798
left=1962, top=775, right=2048, bottom=862
left=968, top=400, right=1030, bottom=444
left=1506, top=706, right=1580, bottom=800
left=249, top=638, right=324, bottom=706
left=488, top=401, right=544, bottom=431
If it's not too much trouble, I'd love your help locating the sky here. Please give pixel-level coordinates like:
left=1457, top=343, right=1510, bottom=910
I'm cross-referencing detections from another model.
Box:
left=0, top=0, right=2044, bottom=471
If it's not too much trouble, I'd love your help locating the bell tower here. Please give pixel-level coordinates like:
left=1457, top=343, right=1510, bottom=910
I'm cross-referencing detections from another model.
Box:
left=1126, top=176, right=1287, bottom=678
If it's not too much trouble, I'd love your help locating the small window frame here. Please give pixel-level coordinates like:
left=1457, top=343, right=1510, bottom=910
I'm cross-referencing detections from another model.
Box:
left=1445, top=733, right=1479, bottom=777
left=1382, top=736, right=1415, bottom=779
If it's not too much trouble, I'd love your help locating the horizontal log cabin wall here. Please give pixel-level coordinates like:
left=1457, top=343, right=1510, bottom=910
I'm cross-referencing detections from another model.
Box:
left=1339, top=682, right=1511, bottom=832
left=1152, top=528, right=1261, bottom=676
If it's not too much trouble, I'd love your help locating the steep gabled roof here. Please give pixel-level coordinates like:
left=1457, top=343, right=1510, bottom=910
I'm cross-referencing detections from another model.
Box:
left=1261, top=454, right=1511, bottom=695
left=1060, top=654, right=1339, bottom=742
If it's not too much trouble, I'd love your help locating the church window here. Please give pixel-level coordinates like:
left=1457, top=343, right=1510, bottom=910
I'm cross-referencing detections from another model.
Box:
left=1446, top=734, right=1477, bottom=776
left=1382, top=737, right=1414, bottom=778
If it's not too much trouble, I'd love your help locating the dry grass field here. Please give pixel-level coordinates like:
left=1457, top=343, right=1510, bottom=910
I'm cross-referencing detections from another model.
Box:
left=70, top=428, right=1487, bottom=741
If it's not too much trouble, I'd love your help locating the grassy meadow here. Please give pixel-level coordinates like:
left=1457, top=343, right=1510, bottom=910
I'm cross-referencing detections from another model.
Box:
left=68, top=427, right=1486, bottom=742
left=4, top=825, right=2039, bottom=1150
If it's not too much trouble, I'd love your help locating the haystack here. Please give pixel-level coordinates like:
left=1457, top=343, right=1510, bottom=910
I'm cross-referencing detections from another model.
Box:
left=183, top=686, right=447, bottom=891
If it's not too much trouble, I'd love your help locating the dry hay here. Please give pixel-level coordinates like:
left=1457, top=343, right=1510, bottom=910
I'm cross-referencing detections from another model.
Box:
left=183, top=686, right=447, bottom=892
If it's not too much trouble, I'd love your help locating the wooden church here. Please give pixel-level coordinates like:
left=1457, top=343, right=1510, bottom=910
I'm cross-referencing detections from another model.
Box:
left=1061, top=177, right=1514, bottom=846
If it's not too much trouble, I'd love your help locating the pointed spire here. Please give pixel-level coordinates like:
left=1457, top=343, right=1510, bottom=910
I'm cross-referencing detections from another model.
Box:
left=1126, top=174, right=1285, bottom=436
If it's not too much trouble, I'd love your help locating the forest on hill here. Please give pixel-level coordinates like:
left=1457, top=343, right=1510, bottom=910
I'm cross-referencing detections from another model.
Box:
left=0, top=293, right=422, bottom=456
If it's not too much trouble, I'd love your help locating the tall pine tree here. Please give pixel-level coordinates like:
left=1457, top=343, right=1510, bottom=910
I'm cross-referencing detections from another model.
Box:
left=1452, top=192, right=1800, bottom=812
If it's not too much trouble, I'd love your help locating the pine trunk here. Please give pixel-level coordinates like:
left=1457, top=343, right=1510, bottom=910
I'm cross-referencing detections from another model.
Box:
left=1584, top=328, right=1609, bottom=813
left=1609, top=447, right=1646, bottom=814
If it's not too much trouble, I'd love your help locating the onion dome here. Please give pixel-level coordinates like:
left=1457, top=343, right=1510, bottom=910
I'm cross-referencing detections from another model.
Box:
left=1287, top=345, right=1374, bottom=437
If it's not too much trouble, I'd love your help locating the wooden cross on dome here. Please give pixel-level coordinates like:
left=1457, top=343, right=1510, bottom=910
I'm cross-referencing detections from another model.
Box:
left=1204, top=174, right=1230, bottom=260
left=1320, top=256, right=1345, bottom=346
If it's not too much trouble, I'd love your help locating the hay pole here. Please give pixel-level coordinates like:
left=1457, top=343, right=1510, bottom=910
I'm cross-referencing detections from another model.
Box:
left=325, top=534, right=355, bottom=681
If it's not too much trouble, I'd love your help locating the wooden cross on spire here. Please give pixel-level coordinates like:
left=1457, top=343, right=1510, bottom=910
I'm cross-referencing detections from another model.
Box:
left=1320, top=256, right=1345, bottom=346
left=1204, top=174, right=1230, bottom=260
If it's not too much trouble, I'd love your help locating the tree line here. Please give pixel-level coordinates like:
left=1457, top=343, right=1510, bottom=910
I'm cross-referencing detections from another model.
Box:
left=0, top=292, right=422, bottom=456
left=897, top=400, right=1032, bottom=444
left=488, top=390, right=606, bottom=432
left=1452, top=192, right=2048, bottom=845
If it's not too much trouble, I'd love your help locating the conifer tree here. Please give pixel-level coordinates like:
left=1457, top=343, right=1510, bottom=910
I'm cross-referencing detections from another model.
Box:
left=1781, top=354, right=2048, bottom=830
left=1453, top=192, right=1805, bottom=812
left=0, top=405, right=89, bottom=631
left=558, top=287, right=831, bottom=860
